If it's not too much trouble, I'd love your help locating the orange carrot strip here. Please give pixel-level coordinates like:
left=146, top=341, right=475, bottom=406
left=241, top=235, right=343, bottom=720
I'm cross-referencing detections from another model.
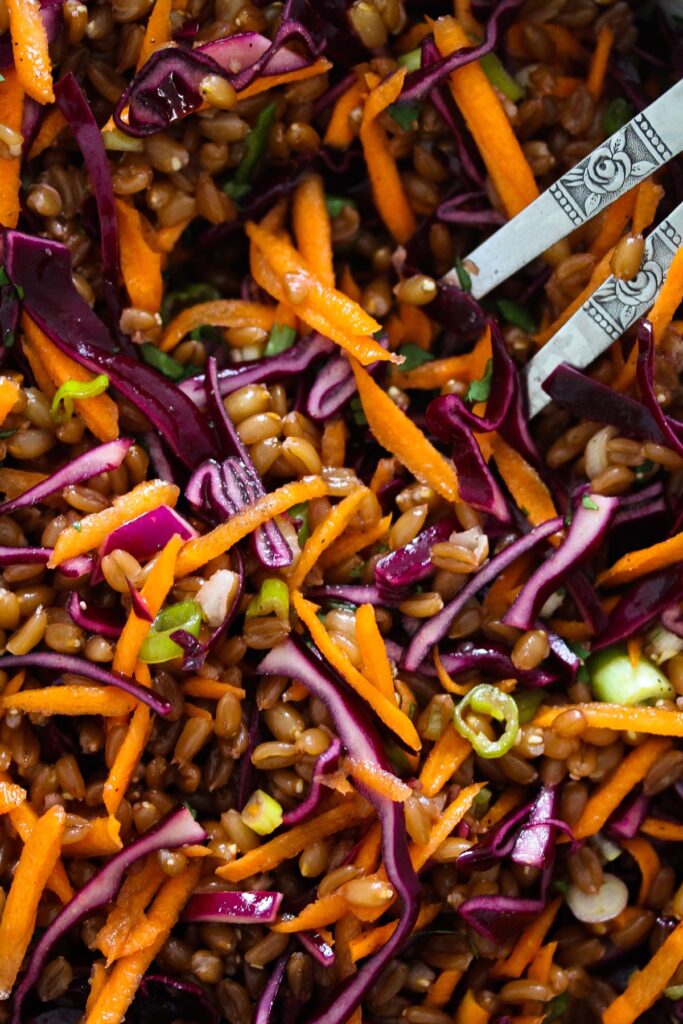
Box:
left=273, top=893, right=350, bottom=933
left=153, top=218, right=192, bottom=254
left=324, top=79, right=366, bottom=148
left=292, top=590, right=421, bottom=752
left=424, top=968, right=463, bottom=1008
left=1, top=669, right=24, bottom=700
left=483, top=552, right=534, bottom=619
left=28, top=107, right=67, bottom=158
left=479, top=788, right=525, bottom=830
left=492, top=898, right=562, bottom=979
left=355, top=603, right=395, bottom=701
left=0, top=468, right=47, bottom=498
left=177, top=476, right=327, bottom=577
left=6, top=0, right=53, bottom=103
left=0, top=805, right=64, bottom=997
left=293, top=175, right=334, bottom=288
left=0, top=779, right=25, bottom=813
left=23, top=315, right=119, bottom=442
left=435, top=18, right=537, bottom=218
left=622, top=836, right=660, bottom=905
left=411, top=784, right=484, bottom=871
left=491, top=436, right=558, bottom=530
left=340, top=265, right=362, bottom=304
left=64, top=815, right=123, bottom=858
left=587, top=25, right=614, bottom=99
left=289, top=487, right=369, bottom=590
left=418, top=723, right=472, bottom=798
left=319, top=514, right=391, bottom=570
left=181, top=678, right=246, bottom=700
left=184, top=701, right=211, bottom=720
left=84, top=864, right=201, bottom=1024
left=96, top=857, right=165, bottom=962
left=0, top=71, right=23, bottom=228
left=533, top=702, right=683, bottom=737
left=632, top=179, right=664, bottom=235
left=236, top=58, right=332, bottom=101
left=598, top=532, right=683, bottom=588
left=49, top=479, right=180, bottom=567
left=360, top=67, right=417, bottom=244
left=627, top=636, right=642, bottom=668
left=454, top=989, right=490, bottom=1024
left=528, top=941, right=557, bottom=985
left=115, top=200, right=163, bottom=314
left=2, top=685, right=136, bottom=717
left=113, top=533, right=182, bottom=676
left=160, top=300, right=279, bottom=352
left=603, top=917, right=683, bottom=1024
left=355, top=821, right=382, bottom=873
left=349, top=902, right=441, bottom=962
left=0, top=772, right=73, bottom=903
left=217, top=799, right=370, bottom=881
left=351, top=358, right=460, bottom=502
left=86, top=962, right=108, bottom=1016
left=572, top=738, right=672, bottom=840
left=590, top=187, right=638, bottom=258
left=136, top=0, right=172, bottom=68
left=399, top=303, right=433, bottom=349
left=103, top=704, right=152, bottom=816
left=548, top=619, right=594, bottom=641
left=641, top=818, right=683, bottom=842
left=649, top=245, right=683, bottom=340
left=0, top=377, right=19, bottom=424
left=344, top=757, right=412, bottom=802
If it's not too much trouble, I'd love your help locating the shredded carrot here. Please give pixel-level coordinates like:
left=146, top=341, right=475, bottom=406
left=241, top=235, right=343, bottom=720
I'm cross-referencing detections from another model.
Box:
left=528, top=941, right=557, bottom=985
left=589, top=186, right=638, bottom=258
left=184, top=701, right=212, bottom=720
left=548, top=618, right=595, bottom=641
left=424, top=968, right=463, bottom=1008
left=598, top=531, right=683, bottom=588
left=283, top=679, right=308, bottom=702
left=6, top=0, right=53, bottom=103
left=355, top=603, right=395, bottom=701
left=0, top=771, right=73, bottom=903
left=344, top=757, right=412, bottom=802
left=627, top=636, right=642, bottom=668
left=177, top=475, right=327, bottom=577
left=153, top=218, right=193, bottom=254
left=572, top=737, right=672, bottom=840
left=96, top=857, right=165, bottom=962
left=369, top=457, right=398, bottom=495
left=349, top=902, right=441, bottom=962
left=418, top=723, right=472, bottom=798
left=28, top=107, right=67, bottom=159
left=293, top=175, right=334, bottom=288
left=273, top=893, right=350, bottom=933
left=160, top=300, right=279, bottom=352
left=115, top=200, right=163, bottom=314
left=641, top=817, right=683, bottom=842
left=649, top=245, right=683, bottom=340
left=411, top=784, right=484, bottom=871
left=0, top=71, right=23, bottom=228
left=0, top=377, right=19, bottom=425
left=23, top=315, right=119, bottom=442
left=113, top=533, right=183, bottom=676
left=435, top=17, right=538, bottom=218
left=604, top=916, right=683, bottom=1024
left=454, top=989, right=490, bottom=1024
left=65, top=815, right=123, bottom=858
left=479, top=787, right=525, bottom=830
left=1, top=669, right=24, bottom=700
left=324, top=78, right=366, bottom=148
left=292, top=589, right=421, bottom=751
left=321, top=418, right=347, bottom=469
left=355, top=821, right=382, bottom=873
left=587, top=25, right=613, bottom=99
left=136, top=0, right=172, bottom=68
left=103, top=704, right=151, bottom=816
left=360, top=67, right=417, bottom=244
left=535, top=702, right=683, bottom=738
left=632, top=179, right=664, bottom=235
left=319, top=514, right=391, bottom=570
left=433, top=646, right=476, bottom=697
left=289, top=487, right=369, bottom=590
left=217, top=798, right=370, bottom=881
left=351, top=358, right=460, bottom=502
left=0, top=467, right=47, bottom=498
left=0, top=779, right=26, bottom=814
left=483, top=552, right=534, bottom=620
left=0, top=805, right=65, bottom=998
left=340, top=265, right=362, bottom=304
left=84, top=863, right=201, bottom=1024
left=622, top=836, right=660, bottom=905
left=236, top=58, right=332, bottom=102
left=490, top=436, right=559, bottom=532
left=181, top=678, right=246, bottom=700
left=2, top=685, right=136, bottom=717
left=86, top=962, right=108, bottom=1016
left=492, top=898, right=562, bottom=979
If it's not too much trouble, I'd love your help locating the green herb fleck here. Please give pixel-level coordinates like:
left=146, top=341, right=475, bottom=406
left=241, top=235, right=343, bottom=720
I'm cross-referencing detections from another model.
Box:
left=634, top=459, right=655, bottom=477
left=0, top=428, right=16, bottom=439
left=223, top=180, right=252, bottom=203
left=140, top=343, right=196, bottom=382
left=397, top=48, right=421, bottom=71
left=480, top=52, right=523, bottom=101
left=183, top=801, right=198, bottom=820
left=234, top=101, right=278, bottom=186
left=581, top=495, right=599, bottom=511
left=4, top=331, right=14, bottom=349
left=350, top=395, right=368, bottom=426
left=497, top=299, right=536, bottom=333
left=326, top=195, right=354, bottom=218
left=454, top=257, right=472, bottom=293
left=553, top=879, right=570, bottom=898
left=72, top=521, right=82, bottom=532
left=349, top=562, right=365, bottom=579
left=397, top=343, right=434, bottom=373
left=602, top=97, right=634, bottom=137
left=14, top=284, right=24, bottom=300
left=161, top=281, right=220, bottom=323
left=289, top=502, right=310, bottom=547
left=466, top=359, right=493, bottom=403
left=544, top=993, right=569, bottom=1024
left=0, top=267, right=9, bottom=286
left=408, top=702, right=417, bottom=721
left=387, top=101, right=421, bottom=131
left=265, top=323, right=297, bottom=356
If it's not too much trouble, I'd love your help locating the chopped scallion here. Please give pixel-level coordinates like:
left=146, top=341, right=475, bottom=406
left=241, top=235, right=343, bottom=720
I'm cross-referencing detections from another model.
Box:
left=50, top=374, right=109, bottom=423
left=587, top=644, right=674, bottom=705
left=453, top=684, right=519, bottom=758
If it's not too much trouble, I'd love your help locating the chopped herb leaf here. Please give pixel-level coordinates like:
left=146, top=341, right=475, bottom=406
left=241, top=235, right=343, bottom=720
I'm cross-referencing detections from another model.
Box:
left=223, top=180, right=252, bottom=203
left=349, top=561, right=365, bottom=579
left=4, top=331, right=14, bottom=348
left=325, top=195, right=354, bottom=218
left=0, top=74, right=5, bottom=83
left=408, top=702, right=416, bottom=721
left=72, top=521, right=82, bottom=532
left=602, top=97, right=633, bottom=137
left=265, top=323, right=296, bottom=356
left=634, top=459, right=655, bottom=477
left=14, top=284, right=24, bottom=300
left=455, top=257, right=472, bottom=293
left=387, top=101, right=421, bottom=130
left=544, top=993, right=569, bottom=1024
left=553, top=879, right=570, bottom=897
left=497, top=298, right=536, bottom=333
left=234, top=101, right=277, bottom=186
left=397, top=48, right=421, bottom=71
left=466, top=359, right=493, bottom=403
left=140, top=343, right=196, bottom=382
left=372, top=328, right=385, bottom=341
left=161, top=281, right=220, bottom=322
left=0, top=267, right=8, bottom=286
left=397, top=343, right=434, bottom=372
left=0, top=428, right=16, bottom=438
left=480, top=52, right=523, bottom=101
left=582, top=495, right=599, bottom=510
left=567, top=642, right=591, bottom=663
left=350, top=395, right=368, bottom=426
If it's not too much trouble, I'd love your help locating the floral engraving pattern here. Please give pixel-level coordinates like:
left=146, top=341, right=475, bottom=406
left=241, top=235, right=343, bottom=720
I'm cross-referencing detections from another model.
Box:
left=550, top=114, right=672, bottom=225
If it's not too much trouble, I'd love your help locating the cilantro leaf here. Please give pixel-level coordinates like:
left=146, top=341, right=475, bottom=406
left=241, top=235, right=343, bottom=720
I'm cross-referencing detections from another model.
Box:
left=602, top=97, right=633, bottom=137
left=466, top=359, right=493, bottom=403
left=455, top=257, right=472, bottom=293
left=387, top=101, right=421, bottom=130
left=497, top=299, right=536, bottom=333
left=397, top=343, right=434, bottom=372
left=326, top=195, right=354, bottom=218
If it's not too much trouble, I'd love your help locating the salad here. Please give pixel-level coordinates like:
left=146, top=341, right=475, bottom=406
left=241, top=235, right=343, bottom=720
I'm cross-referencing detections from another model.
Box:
left=0, top=0, right=680, bottom=1022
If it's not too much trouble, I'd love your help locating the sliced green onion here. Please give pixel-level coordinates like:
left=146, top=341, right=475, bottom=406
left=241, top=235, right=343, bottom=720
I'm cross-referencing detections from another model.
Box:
left=101, top=128, right=144, bottom=153
left=589, top=832, right=622, bottom=863
left=139, top=600, right=202, bottom=664
left=245, top=578, right=289, bottom=620
left=665, top=985, right=683, bottom=1001
left=50, top=375, right=109, bottom=423
left=397, top=48, right=421, bottom=71
left=242, top=789, right=283, bottom=835
left=645, top=623, right=683, bottom=665
left=514, top=689, right=545, bottom=724
left=140, top=343, right=192, bottom=381
left=234, top=101, right=277, bottom=187
left=567, top=873, right=628, bottom=924
left=265, top=323, right=297, bottom=356
left=587, top=644, right=674, bottom=705
left=470, top=786, right=492, bottom=819
left=453, top=684, right=519, bottom=758
left=480, top=53, right=523, bottom=101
